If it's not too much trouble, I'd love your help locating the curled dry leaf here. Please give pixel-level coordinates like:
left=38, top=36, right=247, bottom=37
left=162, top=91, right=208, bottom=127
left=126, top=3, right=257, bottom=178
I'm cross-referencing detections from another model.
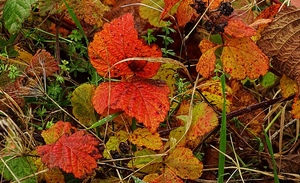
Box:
left=92, top=78, right=170, bottom=133
left=257, top=6, right=300, bottom=90
left=88, top=13, right=161, bottom=78
left=25, top=49, right=59, bottom=77
left=37, top=131, right=101, bottom=179
left=129, top=128, right=163, bottom=150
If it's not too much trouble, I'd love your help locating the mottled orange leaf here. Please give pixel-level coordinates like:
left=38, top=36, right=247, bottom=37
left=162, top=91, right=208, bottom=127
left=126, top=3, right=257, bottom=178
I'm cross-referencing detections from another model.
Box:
left=224, top=17, right=256, bottom=37
left=196, top=39, right=220, bottom=78
left=37, top=131, right=101, bottom=179
left=88, top=13, right=161, bottom=78
left=161, top=0, right=176, bottom=19
left=203, top=0, right=230, bottom=10
left=41, top=121, right=77, bottom=144
left=279, top=74, right=298, bottom=98
left=221, top=37, right=269, bottom=80
left=92, top=78, right=170, bottom=133
left=25, top=49, right=59, bottom=77
left=166, top=147, right=203, bottom=179
left=129, top=128, right=163, bottom=150
left=176, top=0, right=197, bottom=26
left=149, top=168, right=184, bottom=183
left=198, top=80, right=233, bottom=112
left=187, top=102, right=218, bottom=141
left=292, top=95, right=300, bottom=118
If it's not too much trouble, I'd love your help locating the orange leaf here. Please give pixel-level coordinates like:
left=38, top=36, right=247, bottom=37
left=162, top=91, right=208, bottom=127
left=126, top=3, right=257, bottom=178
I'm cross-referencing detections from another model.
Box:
left=41, top=121, right=77, bottom=144
left=88, top=13, right=162, bottom=78
left=37, top=131, right=101, bottom=179
left=149, top=168, right=184, bottom=183
left=129, top=128, right=163, bottom=150
left=292, top=95, right=300, bottom=118
left=92, top=78, right=170, bottom=133
left=221, top=37, right=269, bottom=80
left=160, top=0, right=179, bottom=19
left=187, top=102, right=219, bottom=141
left=176, top=0, right=197, bottom=26
left=196, top=39, right=220, bottom=78
left=224, top=17, right=256, bottom=37
left=165, top=147, right=203, bottom=180
left=25, top=49, right=59, bottom=77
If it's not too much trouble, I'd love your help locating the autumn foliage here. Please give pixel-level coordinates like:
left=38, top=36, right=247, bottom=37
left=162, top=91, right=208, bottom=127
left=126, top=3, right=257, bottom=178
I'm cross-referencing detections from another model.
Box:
left=1, top=0, right=300, bottom=182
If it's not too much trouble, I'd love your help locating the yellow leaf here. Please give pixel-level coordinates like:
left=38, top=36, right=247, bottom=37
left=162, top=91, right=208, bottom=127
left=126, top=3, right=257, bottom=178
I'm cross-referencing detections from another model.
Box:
left=152, top=63, right=181, bottom=97
left=166, top=147, right=203, bottom=180
left=129, top=128, right=163, bottom=150
left=198, top=79, right=232, bottom=112
left=279, top=74, right=298, bottom=98
left=149, top=168, right=184, bottom=183
left=34, top=157, right=65, bottom=183
left=169, top=126, right=186, bottom=148
left=128, top=149, right=163, bottom=173
left=103, top=130, right=128, bottom=159
left=292, top=96, right=300, bottom=118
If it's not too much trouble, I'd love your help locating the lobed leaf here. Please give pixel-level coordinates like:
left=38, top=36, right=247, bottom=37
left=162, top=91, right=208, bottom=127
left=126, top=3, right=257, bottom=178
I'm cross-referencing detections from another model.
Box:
left=196, top=39, right=220, bottom=78
left=129, top=128, right=163, bottom=150
left=25, top=49, right=59, bottom=77
left=38, top=131, right=101, bottom=179
left=41, top=121, right=76, bottom=144
left=92, top=78, right=170, bottom=133
left=166, top=147, right=203, bottom=180
left=187, top=102, right=219, bottom=141
left=222, top=37, right=269, bottom=80
left=71, top=83, right=97, bottom=127
left=257, top=6, right=300, bottom=90
left=0, top=156, right=37, bottom=183
left=224, top=17, right=256, bottom=38
left=176, top=0, right=197, bottom=26
left=3, top=0, right=37, bottom=33
left=88, top=13, right=161, bottom=78
left=198, top=80, right=233, bottom=112
left=149, top=168, right=184, bottom=183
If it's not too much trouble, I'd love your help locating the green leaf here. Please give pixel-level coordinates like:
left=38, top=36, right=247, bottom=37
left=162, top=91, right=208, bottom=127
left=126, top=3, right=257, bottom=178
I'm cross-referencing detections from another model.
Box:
left=0, top=156, right=37, bottom=183
left=3, top=0, right=37, bottom=33
left=71, top=83, right=97, bottom=127
left=261, top=72, right=277, bottom=88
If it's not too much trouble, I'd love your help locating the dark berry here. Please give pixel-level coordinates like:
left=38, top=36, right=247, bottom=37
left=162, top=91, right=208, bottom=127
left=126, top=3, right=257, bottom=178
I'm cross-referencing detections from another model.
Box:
left=190, top=0, right=207, bottom=14
left=204, top=21, right=213, bottom=32
left=119, top=142, right=130, bottom=154
left=218, top=2, right=234, bottom=16
left=110, top=150, right=122, bottom=159
left=214, top=22, right=228, bottom=33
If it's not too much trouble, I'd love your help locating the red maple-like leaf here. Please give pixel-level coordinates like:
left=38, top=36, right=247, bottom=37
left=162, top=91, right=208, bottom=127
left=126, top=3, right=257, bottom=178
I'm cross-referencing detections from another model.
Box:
left=92, top=78, right=170, bottom=133
left=88, top=13, right=162, bottom=78
left=37, top=131, right=101, bottom=179
left=25, top=49, right=59, bottom=77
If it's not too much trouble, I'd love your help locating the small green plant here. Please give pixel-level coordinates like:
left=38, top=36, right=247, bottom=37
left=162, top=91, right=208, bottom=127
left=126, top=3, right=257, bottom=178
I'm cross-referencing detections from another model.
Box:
left=0, top=63, right=21, bottom=80
left=158, top=21, right=175, bottom=57
left=142, top=29, right=157, bottom=45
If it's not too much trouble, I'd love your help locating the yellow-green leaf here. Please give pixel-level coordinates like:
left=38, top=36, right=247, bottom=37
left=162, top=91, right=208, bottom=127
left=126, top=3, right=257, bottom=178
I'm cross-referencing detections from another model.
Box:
left=129, top=128, right=163, bottom=150
left=71, top=83, right=97, bottom=127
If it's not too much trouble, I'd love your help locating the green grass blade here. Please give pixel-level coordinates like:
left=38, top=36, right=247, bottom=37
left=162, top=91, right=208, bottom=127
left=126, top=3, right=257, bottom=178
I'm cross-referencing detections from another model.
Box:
left=63, top=0, right=89, bottom=45
left=218, top=73, right=227, bottom=183
left=263, top=128, right=280, bottom=183
left=87, top=112, right=122, bottom=129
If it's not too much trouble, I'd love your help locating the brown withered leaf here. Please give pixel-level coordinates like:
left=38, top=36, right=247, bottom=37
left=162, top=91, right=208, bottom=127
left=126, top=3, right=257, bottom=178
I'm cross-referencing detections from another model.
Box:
left=264, top=154, right=300, bottom=174
left=257, top=6, right=300, bottom=90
